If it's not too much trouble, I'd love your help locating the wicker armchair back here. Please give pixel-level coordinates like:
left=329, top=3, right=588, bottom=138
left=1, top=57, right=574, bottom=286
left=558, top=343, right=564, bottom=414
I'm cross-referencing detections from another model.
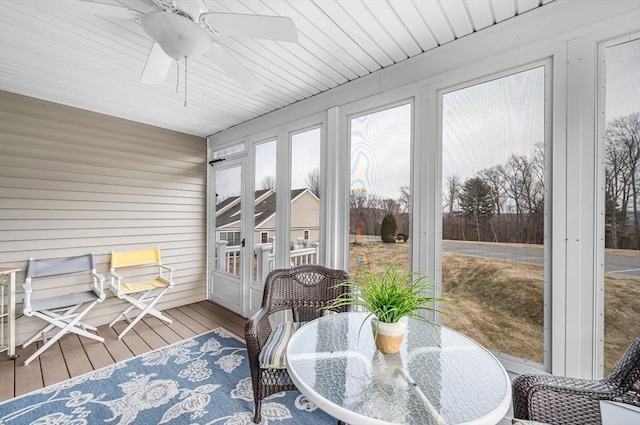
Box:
left=512, top=337, right=640, bottom=425
left=244, top=265, right=350, bottom=423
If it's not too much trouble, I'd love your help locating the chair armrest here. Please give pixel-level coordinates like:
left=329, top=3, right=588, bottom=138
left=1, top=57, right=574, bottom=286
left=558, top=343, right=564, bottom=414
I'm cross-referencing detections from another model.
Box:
left=92, top=272, right=106, bottom=301
left=110, top=270, right=123, bottom=280
left=513, top=373, right=619, bottom=424
left=22, top=281, right=33, bottom=315
left=109, top=270, right=124, bottom=297
left=245, top=308, right=271, bottom=358
left=613, top=391, right=640, bottom=407
left=159, top=264, right=174, bottom=287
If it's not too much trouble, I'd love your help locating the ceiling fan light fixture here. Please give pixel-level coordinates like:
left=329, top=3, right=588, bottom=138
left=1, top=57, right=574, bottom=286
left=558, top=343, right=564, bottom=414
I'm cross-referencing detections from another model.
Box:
left=142, top=11, right=211, bottom=60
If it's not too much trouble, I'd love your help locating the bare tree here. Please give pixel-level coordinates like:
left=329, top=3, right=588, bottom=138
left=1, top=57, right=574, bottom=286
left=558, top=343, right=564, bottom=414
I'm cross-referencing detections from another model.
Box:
left=398, top=185, right=410, bottom=214
left=606, top=113, right=640, bottom=249
left=605, top=131, right=629, bottom=248
left=305, top=168, right=320, bottom=198
left=444, top=175, right=461, bottom=214
left=350, top=188, right=369, bottom=241
left=261, top=175, right=276, bottom=191
left=381, top=198, right=400, bottom=215
left=480, top=166, right=506, bottom=216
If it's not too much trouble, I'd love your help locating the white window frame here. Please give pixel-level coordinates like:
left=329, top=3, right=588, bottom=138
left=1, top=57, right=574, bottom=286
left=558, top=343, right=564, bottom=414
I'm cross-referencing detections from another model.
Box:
left=340, top=95, right=417, bottom=272
left=435, top=59, right=553, bottom=374
left=289, top=125, right=323, bottom=258
left=260, top=231, right=269, bottom=244
left=595, top=32, right=640, bottom=378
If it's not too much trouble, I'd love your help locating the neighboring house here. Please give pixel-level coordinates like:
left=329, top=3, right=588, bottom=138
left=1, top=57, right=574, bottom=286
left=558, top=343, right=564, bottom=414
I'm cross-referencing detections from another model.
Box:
left=215, top=188, right=320, bottom=248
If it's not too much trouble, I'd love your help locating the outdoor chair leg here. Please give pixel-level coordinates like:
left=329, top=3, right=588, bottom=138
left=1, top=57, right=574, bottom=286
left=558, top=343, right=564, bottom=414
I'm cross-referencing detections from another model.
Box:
left=115, top=288, right=171, bottom=340
left=109, top=303, right=137, bottom=328
left=23, top=323, right=56, bottom=348
left=23, top=304, right=84, bottom=348
left=253, top=400, right=261, bottom=424
left=23, top=301, right=103, bottom=366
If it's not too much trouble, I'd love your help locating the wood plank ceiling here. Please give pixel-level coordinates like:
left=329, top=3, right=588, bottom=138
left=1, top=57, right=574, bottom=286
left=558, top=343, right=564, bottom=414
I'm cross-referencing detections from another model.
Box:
left=0, top=0, right=555, bottom=137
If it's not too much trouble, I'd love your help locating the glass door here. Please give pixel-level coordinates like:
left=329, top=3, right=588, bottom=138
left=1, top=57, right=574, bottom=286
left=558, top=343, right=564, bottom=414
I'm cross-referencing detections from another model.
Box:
left=210, top=157, right=246, bottom=315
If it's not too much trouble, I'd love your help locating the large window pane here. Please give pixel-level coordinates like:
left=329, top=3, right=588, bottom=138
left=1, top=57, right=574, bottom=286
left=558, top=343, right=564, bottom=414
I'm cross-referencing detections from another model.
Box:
left=349, top=103, right=412, bottom=274
left=441, top=67, right=547, bottom=364
left=602, top=38, right=640, bottom=375
left=253, top=139, right=277, bottom=283
left=290, top=128, right=321, bottom=266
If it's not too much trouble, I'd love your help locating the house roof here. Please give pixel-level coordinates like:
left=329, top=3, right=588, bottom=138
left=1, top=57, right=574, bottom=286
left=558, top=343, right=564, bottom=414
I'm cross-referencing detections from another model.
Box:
left=0, top=0, right=558, bottom=138
left=216, top=188, right=307, bottom=228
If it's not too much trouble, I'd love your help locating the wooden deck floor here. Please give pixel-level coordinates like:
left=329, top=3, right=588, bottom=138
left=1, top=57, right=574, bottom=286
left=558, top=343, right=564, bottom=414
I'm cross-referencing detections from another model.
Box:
left=0, top=301, right=246, bottom=403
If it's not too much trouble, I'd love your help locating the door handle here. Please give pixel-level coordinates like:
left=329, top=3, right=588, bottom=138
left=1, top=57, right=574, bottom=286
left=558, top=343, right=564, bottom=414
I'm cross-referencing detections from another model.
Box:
left=241, top=238, right=246, bottom=248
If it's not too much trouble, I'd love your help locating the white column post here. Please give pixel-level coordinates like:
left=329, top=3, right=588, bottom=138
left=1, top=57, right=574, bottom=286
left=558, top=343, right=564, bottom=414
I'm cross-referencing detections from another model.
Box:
left=216, top=240, right=229, bottom=272
left=255, top=244, right=272, bottom=283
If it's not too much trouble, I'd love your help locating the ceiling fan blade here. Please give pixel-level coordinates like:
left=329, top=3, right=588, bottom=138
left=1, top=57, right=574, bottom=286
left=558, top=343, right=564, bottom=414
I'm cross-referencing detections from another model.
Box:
left=140, top=43, right=173, bottom=84
left=202, top=13, right=298, bottom=42
left=24, top=0, right=139, bottom=19
left=205, top=44, right=265, bottom=93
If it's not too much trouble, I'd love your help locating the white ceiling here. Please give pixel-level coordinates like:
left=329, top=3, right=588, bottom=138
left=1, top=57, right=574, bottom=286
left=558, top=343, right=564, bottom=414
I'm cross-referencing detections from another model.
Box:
left=0, top=0, right=555, bottom=137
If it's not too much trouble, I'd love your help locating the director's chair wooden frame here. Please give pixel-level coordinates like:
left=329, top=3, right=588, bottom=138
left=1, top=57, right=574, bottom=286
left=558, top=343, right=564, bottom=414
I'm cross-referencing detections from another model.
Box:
left=108, top=247, right=174, bottom=339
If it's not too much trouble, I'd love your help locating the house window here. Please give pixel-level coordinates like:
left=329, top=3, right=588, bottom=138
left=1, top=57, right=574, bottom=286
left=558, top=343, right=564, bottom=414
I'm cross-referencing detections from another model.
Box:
left=261, top=232, right=269, bottom=244
left=303, top=230, right=310, bottom=240
left=218, top=231, right=241, bottom=246
left=440, top=65, right=549, bottom=369
left=599, top=36, right=640, bottom=375
left=219, top=231, right=241, bottom=246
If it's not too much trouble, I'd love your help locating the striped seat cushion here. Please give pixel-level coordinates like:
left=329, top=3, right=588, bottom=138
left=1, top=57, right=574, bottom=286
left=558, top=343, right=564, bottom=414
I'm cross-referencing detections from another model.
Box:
left=121, top=278, right=169, bottom=294
left=258, top=321, right=307, bottom=369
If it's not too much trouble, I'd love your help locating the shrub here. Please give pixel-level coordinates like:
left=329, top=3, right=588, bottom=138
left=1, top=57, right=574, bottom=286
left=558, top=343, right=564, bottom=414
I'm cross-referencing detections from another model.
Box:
left=381, top=214, right=397, bottom=243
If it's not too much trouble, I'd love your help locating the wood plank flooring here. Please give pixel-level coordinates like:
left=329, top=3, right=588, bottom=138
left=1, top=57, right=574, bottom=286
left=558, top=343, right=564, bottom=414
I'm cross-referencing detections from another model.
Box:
left=0, top=301, right=246, bottom=402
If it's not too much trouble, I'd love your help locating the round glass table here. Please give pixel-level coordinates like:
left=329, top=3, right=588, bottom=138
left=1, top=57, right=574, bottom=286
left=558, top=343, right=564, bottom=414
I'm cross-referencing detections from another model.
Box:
left=286, top=312, right=511, bottom=425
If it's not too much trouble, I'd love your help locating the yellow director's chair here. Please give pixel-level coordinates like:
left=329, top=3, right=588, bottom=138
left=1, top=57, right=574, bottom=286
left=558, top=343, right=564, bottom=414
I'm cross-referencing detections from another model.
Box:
left=108, top=247, right=174, bottom=339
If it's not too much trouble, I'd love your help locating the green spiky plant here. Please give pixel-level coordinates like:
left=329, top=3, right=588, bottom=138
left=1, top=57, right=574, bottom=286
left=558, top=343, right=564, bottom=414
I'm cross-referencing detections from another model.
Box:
left=324, top=262, right=448, bottom=334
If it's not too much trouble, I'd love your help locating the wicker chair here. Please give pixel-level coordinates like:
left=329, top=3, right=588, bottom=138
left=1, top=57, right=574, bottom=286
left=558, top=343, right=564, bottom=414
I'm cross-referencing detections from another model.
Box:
left=245, top=265, right=350, bottom=424
left=512, top=337, right=640, bottom=425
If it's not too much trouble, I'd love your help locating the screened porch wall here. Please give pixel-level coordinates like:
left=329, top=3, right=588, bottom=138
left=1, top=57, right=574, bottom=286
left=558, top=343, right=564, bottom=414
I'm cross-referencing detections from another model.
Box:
left=208, top=3, right=640, bottom=380
left=0, top=91, right=208, bottom=345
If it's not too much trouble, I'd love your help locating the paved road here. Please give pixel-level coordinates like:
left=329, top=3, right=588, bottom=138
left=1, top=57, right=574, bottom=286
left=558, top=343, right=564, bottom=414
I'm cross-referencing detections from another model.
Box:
left=442, top=240, right=640, bottom=278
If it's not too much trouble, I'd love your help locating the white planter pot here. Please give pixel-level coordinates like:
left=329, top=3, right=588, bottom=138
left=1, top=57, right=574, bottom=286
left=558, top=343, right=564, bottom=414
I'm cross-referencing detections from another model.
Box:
left=371, top=318, right=406, bottom=354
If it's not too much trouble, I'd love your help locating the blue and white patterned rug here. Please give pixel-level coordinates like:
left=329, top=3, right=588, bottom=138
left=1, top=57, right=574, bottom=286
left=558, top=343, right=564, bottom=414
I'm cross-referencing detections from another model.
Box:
left=0, top=328, right=337, bottom=425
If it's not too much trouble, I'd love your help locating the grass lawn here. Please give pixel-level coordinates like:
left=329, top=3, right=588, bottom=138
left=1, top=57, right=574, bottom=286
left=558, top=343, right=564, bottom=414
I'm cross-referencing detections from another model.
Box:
left=349, top=241, right=640, bottom=375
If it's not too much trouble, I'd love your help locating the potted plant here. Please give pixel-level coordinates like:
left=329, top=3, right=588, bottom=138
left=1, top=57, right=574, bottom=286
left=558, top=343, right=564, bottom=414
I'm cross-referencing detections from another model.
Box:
left=325, top=262, right=447, bottom=354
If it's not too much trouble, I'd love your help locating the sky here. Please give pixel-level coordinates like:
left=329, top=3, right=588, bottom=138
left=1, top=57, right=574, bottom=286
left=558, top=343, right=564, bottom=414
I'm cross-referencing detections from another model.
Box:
left=350, top=103, right=411, bottom=200
left=442, top=66, right=545, bottom=182
left=606, top=38, right=640, bottom=120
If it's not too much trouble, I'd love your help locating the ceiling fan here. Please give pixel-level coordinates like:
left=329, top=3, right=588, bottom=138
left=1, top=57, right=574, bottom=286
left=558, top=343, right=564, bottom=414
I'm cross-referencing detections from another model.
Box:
left=27, top=0, right=299, bottom=95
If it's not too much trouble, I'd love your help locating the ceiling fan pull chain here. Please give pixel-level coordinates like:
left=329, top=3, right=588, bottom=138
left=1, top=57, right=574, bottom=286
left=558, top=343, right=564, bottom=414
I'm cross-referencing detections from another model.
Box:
left=184, top=58, right=188, bottom=108
left=175, top=60, right=180, bottom=94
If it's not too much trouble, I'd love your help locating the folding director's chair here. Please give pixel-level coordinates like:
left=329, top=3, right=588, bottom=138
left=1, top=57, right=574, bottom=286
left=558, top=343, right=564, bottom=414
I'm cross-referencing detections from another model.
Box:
left=108, top=247, right=174, bottom=339
left=22, top=253, right=106, bottom=366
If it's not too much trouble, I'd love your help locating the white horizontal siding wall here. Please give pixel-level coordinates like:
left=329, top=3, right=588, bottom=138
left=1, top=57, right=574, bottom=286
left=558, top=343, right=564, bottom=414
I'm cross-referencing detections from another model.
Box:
left=0, top=91, right=207, bottom=344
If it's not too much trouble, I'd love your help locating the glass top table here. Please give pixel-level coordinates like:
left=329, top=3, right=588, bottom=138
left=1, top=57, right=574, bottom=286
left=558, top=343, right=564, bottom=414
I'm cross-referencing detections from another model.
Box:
left=286, top=312, right=511, bottom=425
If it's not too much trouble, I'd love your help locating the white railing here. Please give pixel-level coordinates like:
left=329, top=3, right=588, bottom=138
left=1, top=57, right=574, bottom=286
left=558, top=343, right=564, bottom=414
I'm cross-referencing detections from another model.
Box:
left=215, top=240, right=241, bottom=276
left=215, top=240, right=319, bottom=283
